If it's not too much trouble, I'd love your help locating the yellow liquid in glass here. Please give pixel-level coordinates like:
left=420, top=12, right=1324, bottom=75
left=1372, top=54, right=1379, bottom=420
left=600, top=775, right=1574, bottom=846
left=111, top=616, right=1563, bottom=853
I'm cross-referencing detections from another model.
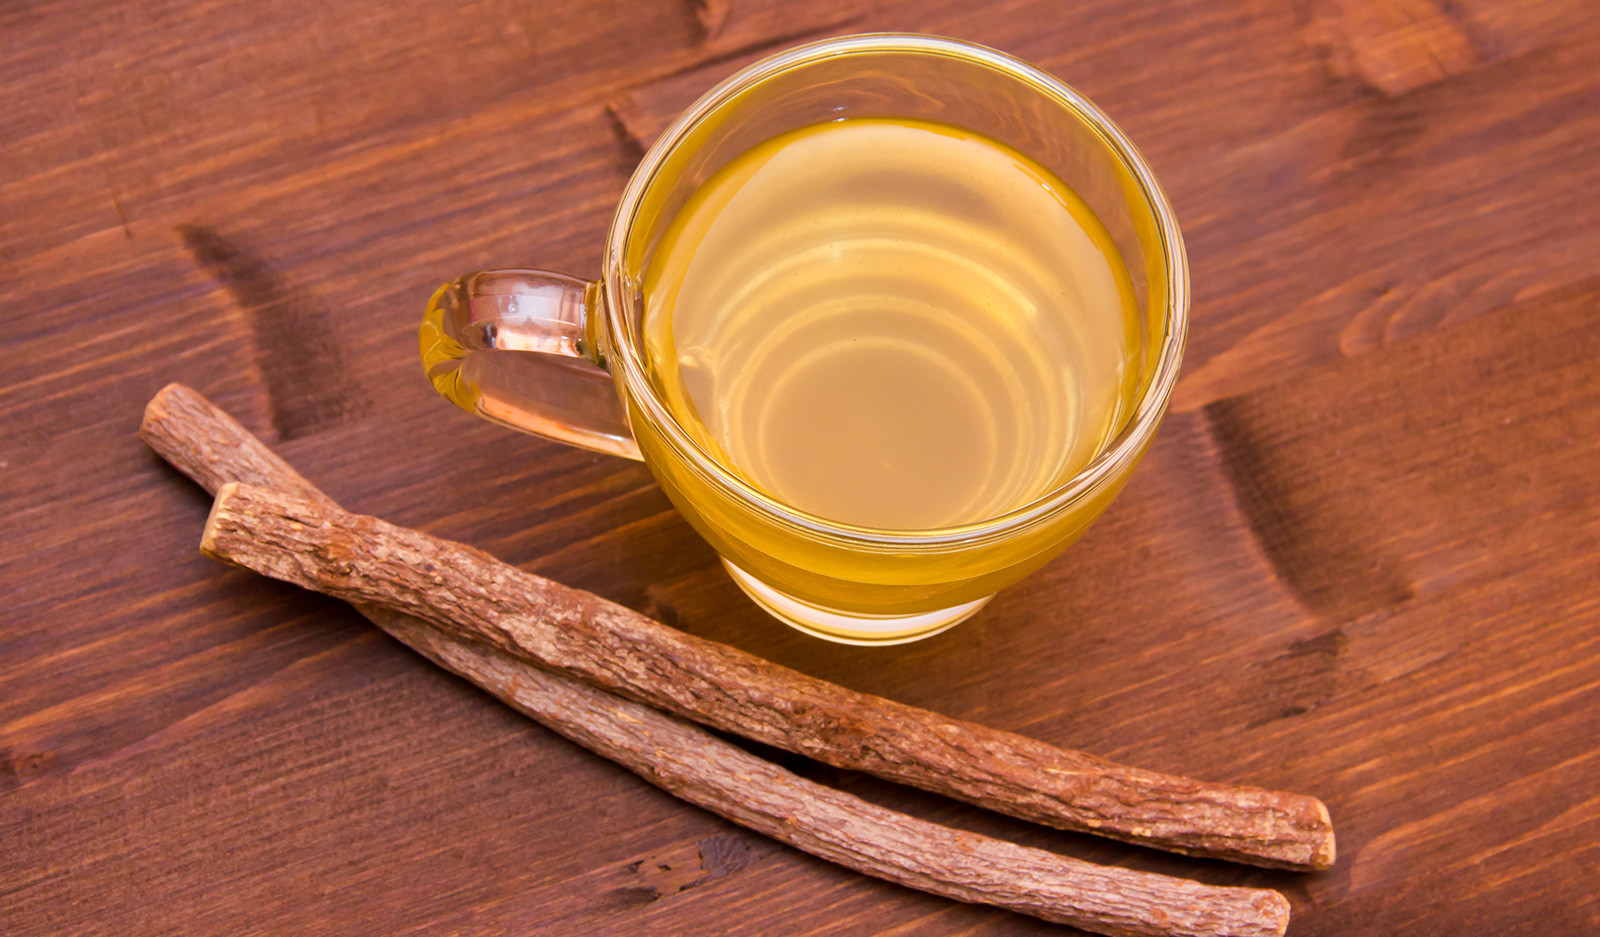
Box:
left=643, top=118, right=1140, bottom=532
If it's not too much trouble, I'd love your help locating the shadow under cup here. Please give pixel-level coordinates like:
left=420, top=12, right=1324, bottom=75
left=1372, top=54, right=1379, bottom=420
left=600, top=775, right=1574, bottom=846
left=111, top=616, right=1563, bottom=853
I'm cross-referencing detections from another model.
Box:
left=599, top=35, right=1188, bottom=644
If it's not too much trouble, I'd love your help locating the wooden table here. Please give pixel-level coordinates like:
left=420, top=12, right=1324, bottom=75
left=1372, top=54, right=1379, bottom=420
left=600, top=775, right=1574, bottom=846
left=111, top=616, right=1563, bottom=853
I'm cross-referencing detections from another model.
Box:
left=5, top=1, right=1599, bottom=933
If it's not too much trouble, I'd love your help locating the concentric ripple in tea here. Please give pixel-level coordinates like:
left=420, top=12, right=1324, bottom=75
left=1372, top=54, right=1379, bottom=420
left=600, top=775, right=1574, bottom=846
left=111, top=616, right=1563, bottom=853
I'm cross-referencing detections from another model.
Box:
left=643, top=118, right=1140, bottom=530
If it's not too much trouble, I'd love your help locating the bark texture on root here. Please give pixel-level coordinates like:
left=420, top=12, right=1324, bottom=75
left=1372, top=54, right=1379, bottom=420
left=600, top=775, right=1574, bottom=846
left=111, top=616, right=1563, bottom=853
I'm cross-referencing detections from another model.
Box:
left=144, top=383, right=1294, bottom=936
left=178, top=397, right=1331, bottom=872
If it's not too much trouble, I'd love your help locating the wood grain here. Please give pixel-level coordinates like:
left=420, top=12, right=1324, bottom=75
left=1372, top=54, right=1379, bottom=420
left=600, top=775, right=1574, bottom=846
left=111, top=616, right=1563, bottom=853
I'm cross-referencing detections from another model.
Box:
left=694, top=0, right=867, bottom=53
left=5, top=0, right=1600, bottom=933
left=1301, top=0, right=1484, bottom=97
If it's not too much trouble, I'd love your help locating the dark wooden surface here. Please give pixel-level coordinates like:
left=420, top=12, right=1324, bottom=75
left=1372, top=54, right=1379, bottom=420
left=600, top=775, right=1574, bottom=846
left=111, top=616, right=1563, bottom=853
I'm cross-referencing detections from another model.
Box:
left=4, top=1, right=1599, bottom=934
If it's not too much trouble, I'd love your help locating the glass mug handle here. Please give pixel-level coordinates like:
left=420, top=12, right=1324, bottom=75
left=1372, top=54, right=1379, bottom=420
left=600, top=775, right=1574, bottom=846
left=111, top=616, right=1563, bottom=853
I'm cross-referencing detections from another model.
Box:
left=419, top=269, right=643, bottom=460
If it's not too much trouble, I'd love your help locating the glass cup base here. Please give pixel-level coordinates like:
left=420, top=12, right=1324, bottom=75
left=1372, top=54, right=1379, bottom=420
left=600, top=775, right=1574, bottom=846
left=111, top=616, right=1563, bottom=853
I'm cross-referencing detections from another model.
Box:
left=722, top=560, right=991, bottom=645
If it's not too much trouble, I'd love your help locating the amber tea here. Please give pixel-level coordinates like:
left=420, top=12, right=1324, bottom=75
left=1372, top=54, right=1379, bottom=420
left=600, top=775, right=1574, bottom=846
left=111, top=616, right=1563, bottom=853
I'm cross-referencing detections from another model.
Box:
left=643, top=118, right=1141, bottom=532
left=422, top=36, right=1187, bottom=641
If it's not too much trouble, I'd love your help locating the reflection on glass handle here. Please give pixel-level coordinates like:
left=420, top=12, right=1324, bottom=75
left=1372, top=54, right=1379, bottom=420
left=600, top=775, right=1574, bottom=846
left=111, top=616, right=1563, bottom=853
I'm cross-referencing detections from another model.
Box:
left=420, top=269, right=642, bottom=460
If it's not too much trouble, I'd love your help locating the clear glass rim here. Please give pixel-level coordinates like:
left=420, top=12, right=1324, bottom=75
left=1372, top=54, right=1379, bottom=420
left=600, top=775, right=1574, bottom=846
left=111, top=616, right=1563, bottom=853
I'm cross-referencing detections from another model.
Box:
left=603, top=32, right=1189, bottom=550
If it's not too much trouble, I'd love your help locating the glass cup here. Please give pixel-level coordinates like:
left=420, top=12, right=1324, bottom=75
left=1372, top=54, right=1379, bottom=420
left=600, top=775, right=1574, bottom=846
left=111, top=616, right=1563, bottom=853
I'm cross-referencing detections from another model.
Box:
left=420, top=33, right=1188, bottom=644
